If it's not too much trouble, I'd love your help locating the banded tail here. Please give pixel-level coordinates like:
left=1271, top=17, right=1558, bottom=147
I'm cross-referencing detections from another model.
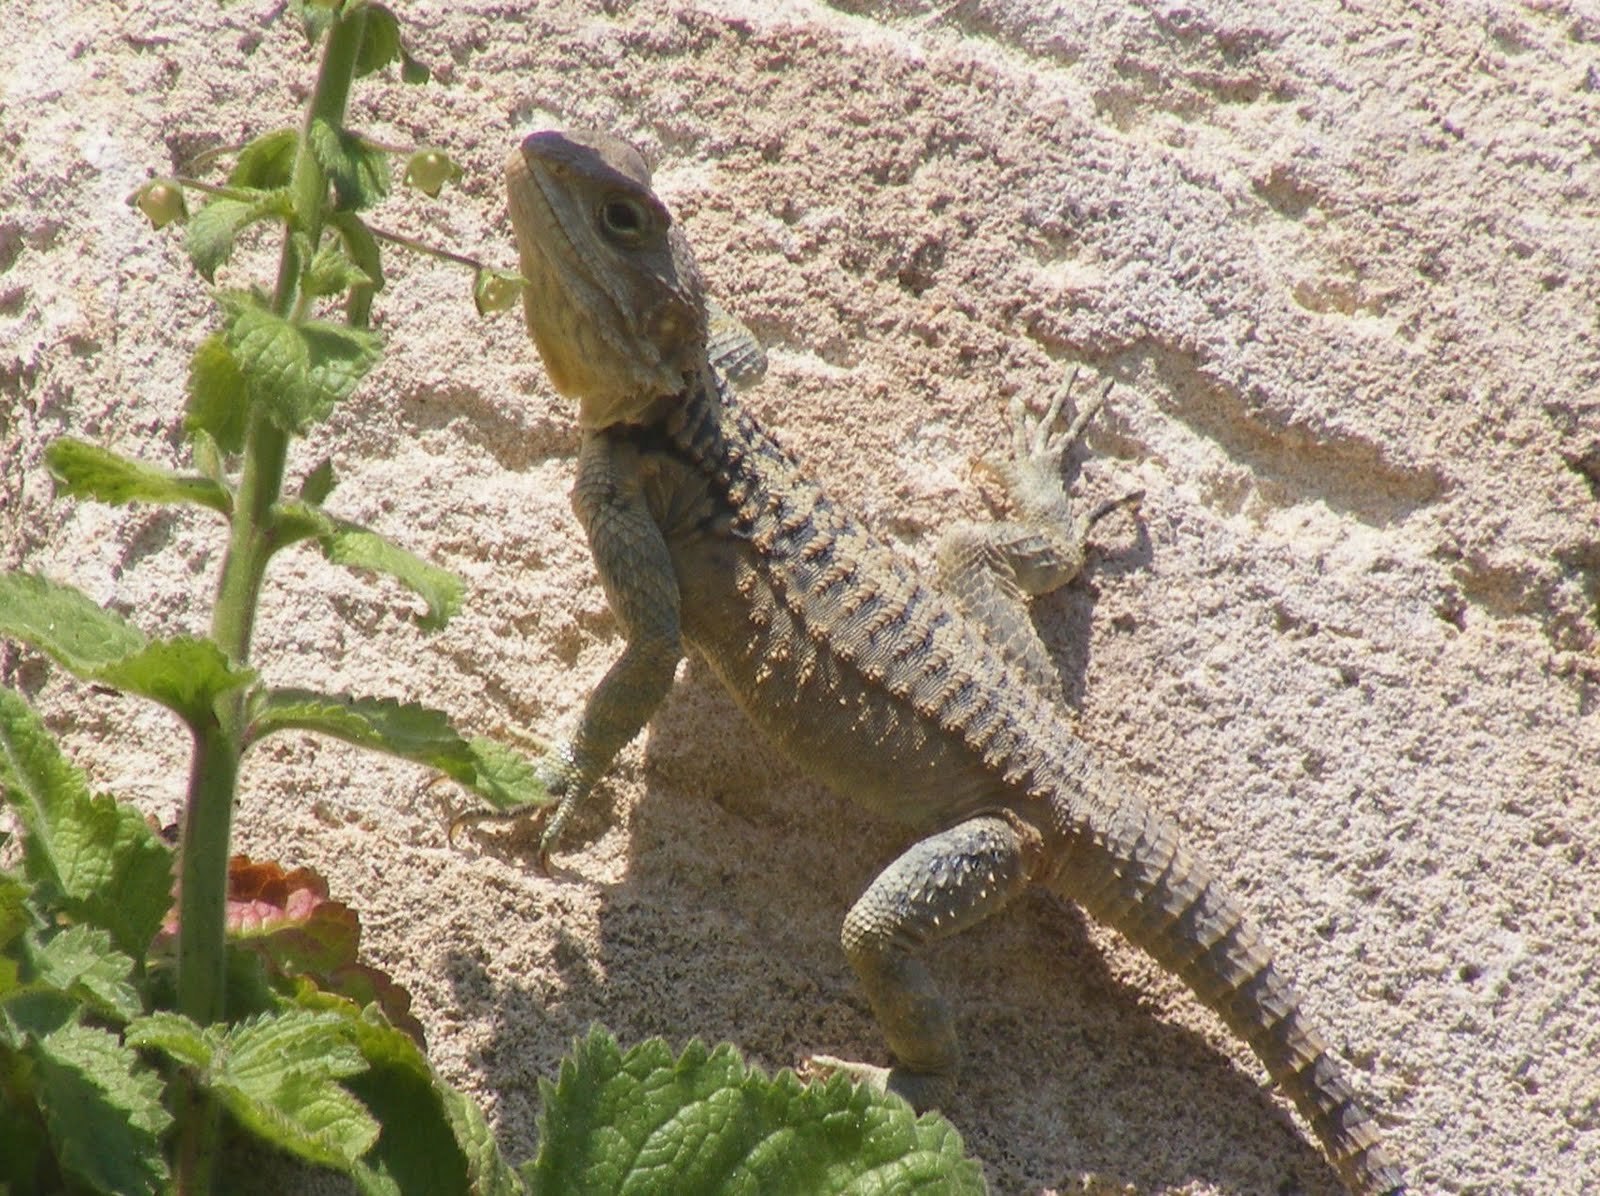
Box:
left=1058, top=790, right=1405, bottom=1195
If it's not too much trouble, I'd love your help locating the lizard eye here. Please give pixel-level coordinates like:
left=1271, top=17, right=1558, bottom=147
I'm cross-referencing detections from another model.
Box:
left=598, top=195, right=651, bottom=244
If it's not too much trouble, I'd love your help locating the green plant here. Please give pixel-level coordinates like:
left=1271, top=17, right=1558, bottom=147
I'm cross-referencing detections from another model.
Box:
left=1, top=3, right=540, bottom=1193
left=1, top=3, right=989, bottom=1193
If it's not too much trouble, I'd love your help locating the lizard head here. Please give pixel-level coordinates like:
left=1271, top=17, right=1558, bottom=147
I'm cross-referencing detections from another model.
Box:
left=506, top=129, right=708, bottom=428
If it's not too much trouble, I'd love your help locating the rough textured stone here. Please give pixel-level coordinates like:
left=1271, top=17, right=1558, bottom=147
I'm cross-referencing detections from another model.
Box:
left=2, top=2, right=1595, bottom=1192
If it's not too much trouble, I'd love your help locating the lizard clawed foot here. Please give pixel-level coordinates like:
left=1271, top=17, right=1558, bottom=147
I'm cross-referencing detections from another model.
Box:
left=802, top=1054, right=955, bottom=1112
left=448, top=803, right=563, bottom=874
left=976, top=368, right=1114, bottom=496
left=446, top=740, right=584, bottom=876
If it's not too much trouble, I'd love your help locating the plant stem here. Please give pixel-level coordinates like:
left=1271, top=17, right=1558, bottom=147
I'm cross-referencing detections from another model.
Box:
left=173, top=11, right=369, bottom=1195
left=366, top=221, right=488, bottom=270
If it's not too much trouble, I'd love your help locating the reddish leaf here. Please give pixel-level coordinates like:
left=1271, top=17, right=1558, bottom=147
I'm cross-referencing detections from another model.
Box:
left=160, top=854, right=425, bottom=1046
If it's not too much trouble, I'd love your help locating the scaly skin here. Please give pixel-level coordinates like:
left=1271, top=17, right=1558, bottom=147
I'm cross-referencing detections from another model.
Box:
left=496, top=128, right=1405, bottom=1195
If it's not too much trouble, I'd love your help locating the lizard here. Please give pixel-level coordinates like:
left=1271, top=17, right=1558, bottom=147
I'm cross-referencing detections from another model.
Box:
left=487, top=127, right=1407, bottom=1195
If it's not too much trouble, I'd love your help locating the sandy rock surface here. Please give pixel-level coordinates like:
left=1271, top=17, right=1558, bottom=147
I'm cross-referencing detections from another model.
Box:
left=3, top=1, right=1598, bottom=1192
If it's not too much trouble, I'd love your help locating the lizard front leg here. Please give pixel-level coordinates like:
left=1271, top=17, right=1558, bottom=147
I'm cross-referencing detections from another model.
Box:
left=533, top=431, right=685, bottom=864
left=812, top=813, right=1044, bottom=1110
left=937, top=373, right=1140, bottom=698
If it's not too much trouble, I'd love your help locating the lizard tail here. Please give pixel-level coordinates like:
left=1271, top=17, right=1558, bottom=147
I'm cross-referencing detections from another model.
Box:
left=1052, top=794, right=1406, bottom=1196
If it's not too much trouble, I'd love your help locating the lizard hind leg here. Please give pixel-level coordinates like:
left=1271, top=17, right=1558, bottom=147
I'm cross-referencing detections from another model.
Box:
left=810, top=813, right=1040, bottom=1111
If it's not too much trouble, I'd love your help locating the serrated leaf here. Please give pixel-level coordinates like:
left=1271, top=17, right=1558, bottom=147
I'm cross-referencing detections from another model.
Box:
left=0, top=574, right=252, bottom=726
left=307, top=118, right=390, bottom=211
left=530, top=1029, right=987, bottom=1196
left=187, top=189, right=293, bottom=282
left=45, top=438, right=230, bottom=515
left=206, top=1011, right=378, bottom=1168
left=0, top=688, right=174, bottom=957
left=248, top=690, right=471, bottom=764
left=462, top=736, right=550, bottom=813
left=305, top=244, right=374, bottom=299
left=320, top=523, right=462, bottom=630
left=221, top=295, right=382, bottom=433
left=229, top=128, right=299, bottom=190
left=124, top=1009, right=215, bottom=1070
left=187, top=332, right=251, bottom=454
left=0, top=572, right=145, bottom=674
left=246, top=690, right=551, bottom=811
left=30, top=1021, right=172, bottom=1196
left=95, top=636, right=255, bottom=728
left=30, top=925, right=143, bottom=1021
left=289, top=987, right=522, bottom=1196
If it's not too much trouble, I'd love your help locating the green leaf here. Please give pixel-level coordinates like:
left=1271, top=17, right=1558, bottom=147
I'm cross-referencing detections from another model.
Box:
left=124, top=1010, right=214, bottom=1070
left=307, top=118, right=390, bottom=211
left=246, top=690, right=550, bottom=811
left=248, top=690, right=469, bottom=764
left=186, top=332, right=251, bottom=455
left=271, top=497, right=335, bottom=548
left=290, top=0, right=337, bottom=44
left=30, top=1021, right=172, bottom=1196
left=186, top=189, right=293, bottom=282
left=29, top=925, right=143, bottom=1021
left=321, top=523, right=462, bottom=630
left=399, top=47, right=431, bottom=85
left=135, top=1008, right=379, bottom=1168
left=305, top=244, right=374, bottom=299
left=266, top=500, right=459, bottom=627
left=328, top=211, right=385, bottom=327
left=529, top=1029, right=986, bottom=1196
left=0, top=873, right=29, bottom=995
left=300, top=459, right=338, bottom=505
left=0, top=688, right=174, bottom=958
left=0, top=573, right=252, bottom=724
left=229, top=128, right=299, bottom=190
left=0, top=572, right=145, bottom=675
left=211, top=1012, right=378, bottom=1169
left=354, top=2, right=403, bottom=77
left=191, top=427, right=226, bottom=483
left=461, top=737, right=550, bottom=813
left=222, top=294, right=382, bottom=433
left=45, top=438, right=230, bottom=515
left=96, top=636, right=254, bottom=726
left=288, top=989, right=515, bottom=1196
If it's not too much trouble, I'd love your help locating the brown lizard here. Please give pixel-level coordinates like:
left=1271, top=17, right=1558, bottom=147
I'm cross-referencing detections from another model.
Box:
left=492, top=127, right=1406, bottom=1195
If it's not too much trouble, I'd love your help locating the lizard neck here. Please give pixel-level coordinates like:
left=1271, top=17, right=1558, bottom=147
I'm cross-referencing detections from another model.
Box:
left=661, top=365, right=804, bottom=531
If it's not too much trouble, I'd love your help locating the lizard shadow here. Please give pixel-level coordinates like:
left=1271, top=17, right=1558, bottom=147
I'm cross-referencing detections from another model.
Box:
left=448, top=641, right=1342, bottom=1195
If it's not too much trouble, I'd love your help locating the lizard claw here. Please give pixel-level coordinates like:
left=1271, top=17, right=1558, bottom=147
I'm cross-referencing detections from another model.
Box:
left=1086, top=487, right=1144, bottom=531
left=979, top=370, right=1113, bottom=501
